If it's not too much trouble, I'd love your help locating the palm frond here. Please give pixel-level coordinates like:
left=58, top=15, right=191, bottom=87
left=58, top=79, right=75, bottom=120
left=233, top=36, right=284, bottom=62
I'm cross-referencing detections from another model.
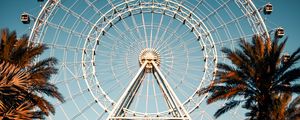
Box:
left=290, top=47, right=300, bottom=60
left=289, top=96, right=300, bottom=109
left=275, top=54, right=300, bottom=81
left=239, top=39, right=255, bottom=59
left=22, top=44, right=47, bottom=65
left=214, top=100, right=242, bottom=118
left=276, top=68, right=300, bottom=85
left=29, top=94, right=55, bottom=115
left=203, top=35, right=300, bottom=119
left=31, top=57, right=58, bottom=69
left=0, top=86, right=19, bottom=96
left=221, top=48, right=245, bottom=67
left=286, top=96, right=300, bottom=120
left=1, top=101, right=45, bottom=120
left=207, top=85, right=246, bottom=104
left=0, top=28, right=64, bottom=119
left=0, top=29, right=17, bottom=61
left=273, top=84, right=300, bottom=93
left=33, top=83, right=65, bottom=102
left=0, top=61, right=31, bottom=91
left=252, top=35, right=265, bottom=58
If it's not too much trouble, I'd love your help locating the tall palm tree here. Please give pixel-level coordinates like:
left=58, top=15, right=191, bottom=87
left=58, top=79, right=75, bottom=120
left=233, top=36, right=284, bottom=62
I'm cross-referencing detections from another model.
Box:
left=0, top=29, right=64, bottom=119
left=198, top=35, right=300, bottom=120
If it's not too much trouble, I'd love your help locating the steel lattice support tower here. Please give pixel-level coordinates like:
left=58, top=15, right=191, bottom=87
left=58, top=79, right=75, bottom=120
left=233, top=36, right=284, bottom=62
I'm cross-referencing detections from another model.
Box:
left=108, top=48, right=191, bottom=119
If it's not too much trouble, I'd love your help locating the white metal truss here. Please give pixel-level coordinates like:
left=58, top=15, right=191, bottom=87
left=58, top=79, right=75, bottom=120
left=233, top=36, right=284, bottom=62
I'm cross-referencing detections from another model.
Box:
left=108, top=59, right=191, bottom=119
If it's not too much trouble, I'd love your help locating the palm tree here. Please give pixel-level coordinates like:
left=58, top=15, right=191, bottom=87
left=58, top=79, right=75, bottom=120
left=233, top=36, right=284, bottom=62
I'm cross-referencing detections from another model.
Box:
left=0, top=29, right=64, bottom=119
left=0, top=61, right=45, bottom=120
left=285, top=96, right=300, bottom=120
left=198, top=35, right=300, bottom=120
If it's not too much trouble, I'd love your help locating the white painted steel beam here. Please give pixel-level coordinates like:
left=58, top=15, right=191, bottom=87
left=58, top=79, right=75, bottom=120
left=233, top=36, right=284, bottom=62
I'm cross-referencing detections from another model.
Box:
left=152, top=61, right=191, bottom=119
left=107, top=61, right=147, bottom=119
left=108, top=60, right=191, bottom=119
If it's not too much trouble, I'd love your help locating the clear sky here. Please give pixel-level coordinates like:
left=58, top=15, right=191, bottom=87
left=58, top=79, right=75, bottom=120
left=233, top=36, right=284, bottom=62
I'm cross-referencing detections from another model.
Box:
left=263, top=0, right=300, bottom=53
left=0, top=0, right=299, bottom=52
left=1, top=0, right=300, bottom=120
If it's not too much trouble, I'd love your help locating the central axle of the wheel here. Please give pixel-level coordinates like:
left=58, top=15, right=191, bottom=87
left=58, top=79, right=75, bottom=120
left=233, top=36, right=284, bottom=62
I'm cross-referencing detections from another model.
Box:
left=139, top=48, right=160, bottom=72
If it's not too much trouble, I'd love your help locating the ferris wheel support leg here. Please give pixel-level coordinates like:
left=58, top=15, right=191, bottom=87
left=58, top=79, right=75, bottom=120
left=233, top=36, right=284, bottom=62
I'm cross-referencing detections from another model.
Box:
left=151, top=61, right=191, bottom=120
left=153, top=71, right=180, bottom=117
left=107, top=61, right=147, bottom=120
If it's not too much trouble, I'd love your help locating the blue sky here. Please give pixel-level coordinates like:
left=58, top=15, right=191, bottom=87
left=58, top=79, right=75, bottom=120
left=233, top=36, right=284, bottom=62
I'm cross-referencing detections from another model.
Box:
left=263, top=0, right=300, bottom=53
left=0, top=0, right=299, bottom=52
left=1, top=0, right=300, bottom=119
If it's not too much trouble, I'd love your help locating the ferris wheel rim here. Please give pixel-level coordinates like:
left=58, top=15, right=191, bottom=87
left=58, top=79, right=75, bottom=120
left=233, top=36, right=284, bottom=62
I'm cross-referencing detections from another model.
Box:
left=82, top=0, right=218, bottom=113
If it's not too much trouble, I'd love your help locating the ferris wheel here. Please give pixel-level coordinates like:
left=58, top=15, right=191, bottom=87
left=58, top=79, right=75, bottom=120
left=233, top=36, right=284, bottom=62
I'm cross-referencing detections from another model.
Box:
left=22, top=0, right=279, bottom=119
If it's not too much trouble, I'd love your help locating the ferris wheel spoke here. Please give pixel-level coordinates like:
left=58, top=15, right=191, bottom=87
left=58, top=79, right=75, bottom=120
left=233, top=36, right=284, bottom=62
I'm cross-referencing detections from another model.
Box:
left=158, top=21, right=195, bottom=51
left=213, top=34, right=253, bottom=45
left=53, top=70, right=85, bottom=86
left=151, top=77, right=160, bottom=113
left=83, top=0, right=105, bottom=16
left=190, top=0, right=204, bottom=12
left=164, top=37, right=199, bottom=56
left=108, top=62, right=147, bottom=118
left=141, top=12, right=149, bottom=48
left=53, top=72, right=85, bottom=86
left=145, top=74, right=150, bottom=112
left=152, top=15, right=176, bottom=49
left=96, top=111, right=108, bottom=120
left=201, top=0, right=231, bottom=22
left=119, top=19, right=145, bottom=52
left=109, top=24, right=137, bottom=46
left=157, top=30, right=191, bottom=53
left=223, top=4, right=245, bottom=33
left=105, top=0, right=117, bottom=8
left=101, top=76, right=120, bottom=94
left=208, top=13, right=248, bottom=34
left=71, top=100, right=97, bottom=119
left=107, top=24, right=142, bottom=55
left=56, top=86, right=103, bottom=119
left=57, top=87, right=90, bottom=105
left=103, top=34, right=130, bottom=52
left=58, top=104, right=71, bottom=120
left=133, top=79, right=143, bottom=111
left=153, top=14, right=164, bottom=48
left=174, top=84, right=191, bottom=101
left=159, top=68, right=181, bottom=89
left=110, top=65, right=132, bottom=79
left=149, top=12, right=153, bottom=48
left=164, top=69, right=184, bottom=86
left=130, top=13, right=147, bottom=48
left=152, top=61, right=191, bottom=119
left=155, top=23, right=183, bottom=51
left=102, top=79, right=121, bottom=95
left=57, top=2, right=97, bottom=29
left=47, top=44, right=83, bottom=53
left=110, top=70, right=125, bottom=91
left=44, top=20, right=92, bottom=41
left=65, top=87, right=86, bottom=119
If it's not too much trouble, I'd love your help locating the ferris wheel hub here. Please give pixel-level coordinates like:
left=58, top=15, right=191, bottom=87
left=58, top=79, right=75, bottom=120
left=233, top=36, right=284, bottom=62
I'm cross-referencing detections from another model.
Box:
left=139, top=48, right=160, bottom=72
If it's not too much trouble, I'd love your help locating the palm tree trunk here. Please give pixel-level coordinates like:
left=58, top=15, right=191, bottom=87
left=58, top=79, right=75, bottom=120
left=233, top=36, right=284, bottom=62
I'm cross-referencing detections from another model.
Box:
left=257, top=93, right=285, bottom=120
left=257, top=94, right=273, bottom=120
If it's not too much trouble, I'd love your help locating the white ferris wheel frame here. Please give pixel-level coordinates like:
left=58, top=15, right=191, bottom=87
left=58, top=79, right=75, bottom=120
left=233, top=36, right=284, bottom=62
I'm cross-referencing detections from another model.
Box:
left=28, top=0, right=270, bottom=119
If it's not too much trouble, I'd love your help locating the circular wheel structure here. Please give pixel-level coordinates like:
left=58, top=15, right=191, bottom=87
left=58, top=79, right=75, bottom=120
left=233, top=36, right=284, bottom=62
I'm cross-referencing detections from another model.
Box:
left=28, top=0, right=270, bottom=119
